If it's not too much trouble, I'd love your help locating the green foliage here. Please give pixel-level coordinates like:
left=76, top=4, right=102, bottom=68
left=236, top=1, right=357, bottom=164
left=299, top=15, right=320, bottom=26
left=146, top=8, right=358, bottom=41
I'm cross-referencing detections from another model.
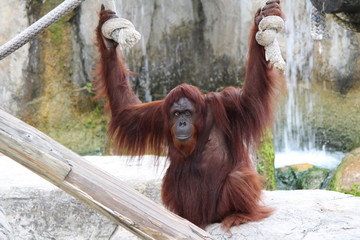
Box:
left=276, top=166, right=332, bottom=190
left=257, top=130, right=276, bottom=190
left=85, top=82, right=95, bottom=94
left=48, top=19, right=65, bottom=46
left=342, top=184, right=360, bottom=197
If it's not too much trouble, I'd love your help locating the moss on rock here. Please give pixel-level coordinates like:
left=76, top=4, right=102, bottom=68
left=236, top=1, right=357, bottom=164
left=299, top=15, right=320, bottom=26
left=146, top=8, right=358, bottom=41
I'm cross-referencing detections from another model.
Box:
left=328, top=148, right=360, bottom=196
left=311, top=82, right=360, bottom=152
left=21, top=0, right=105, bottom=155
left=276, top=164, right=332, bottom=190
left=257, top=130, right=277, bottom=190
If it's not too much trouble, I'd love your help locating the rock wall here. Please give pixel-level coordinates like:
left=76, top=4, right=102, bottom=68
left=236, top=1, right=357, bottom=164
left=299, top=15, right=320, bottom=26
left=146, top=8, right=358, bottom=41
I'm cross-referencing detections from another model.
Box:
left=0, top=0, right=359, bottom=154
left=79, top=0, right=258, bottom=101
left=0, top=0, right=107, bottom=155
left=274, top=1, right=360, bottom=152
left=0, top=1, right=29, bottom=115
left=310, top=82, right=360, bottom=151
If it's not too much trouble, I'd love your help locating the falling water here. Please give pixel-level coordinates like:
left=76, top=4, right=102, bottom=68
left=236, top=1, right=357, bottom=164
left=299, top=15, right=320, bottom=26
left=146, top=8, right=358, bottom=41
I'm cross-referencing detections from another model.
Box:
left=275, top=1, right=315, bottom=152
left=139, top=4, right=152, bottom=102
left=274, top=0, right=343, bottom=169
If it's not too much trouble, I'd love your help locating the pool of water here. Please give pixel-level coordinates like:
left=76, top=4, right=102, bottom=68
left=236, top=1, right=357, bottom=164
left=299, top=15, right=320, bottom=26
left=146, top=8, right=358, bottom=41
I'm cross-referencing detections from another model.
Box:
left=275, top=150, right=345, bottom=170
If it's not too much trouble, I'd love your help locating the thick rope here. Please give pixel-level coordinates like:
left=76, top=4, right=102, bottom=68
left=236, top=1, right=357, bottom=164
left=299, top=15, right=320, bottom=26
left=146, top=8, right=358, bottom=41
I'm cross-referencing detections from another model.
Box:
left=100, top=0, right=141, bottom=50
left=311, top=6, right=328, bottom=40
left=0, top=0, right=84, bottom=61
left=101, top=18, right=141, bottom=50
left=256, top=15, right=285, bottom=71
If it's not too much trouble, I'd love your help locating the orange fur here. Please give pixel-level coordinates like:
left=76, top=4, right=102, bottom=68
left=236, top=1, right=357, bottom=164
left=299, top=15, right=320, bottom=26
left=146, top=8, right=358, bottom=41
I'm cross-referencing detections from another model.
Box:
left=94, top=4, right=283, bottom=230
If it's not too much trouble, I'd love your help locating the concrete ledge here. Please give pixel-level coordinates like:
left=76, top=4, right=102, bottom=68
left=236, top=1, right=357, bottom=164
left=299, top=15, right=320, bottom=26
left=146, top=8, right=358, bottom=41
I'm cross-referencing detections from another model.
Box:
left=207, top=190, right=360, bottom=239
left=0, top=206, right=13, bottom=240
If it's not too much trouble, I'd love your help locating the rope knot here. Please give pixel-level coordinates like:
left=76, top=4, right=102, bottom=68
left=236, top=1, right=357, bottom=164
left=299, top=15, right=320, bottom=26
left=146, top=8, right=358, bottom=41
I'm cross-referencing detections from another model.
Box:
left=255, top=15, right=285, bottom=71
left=101, top=18, right=141, bottom=50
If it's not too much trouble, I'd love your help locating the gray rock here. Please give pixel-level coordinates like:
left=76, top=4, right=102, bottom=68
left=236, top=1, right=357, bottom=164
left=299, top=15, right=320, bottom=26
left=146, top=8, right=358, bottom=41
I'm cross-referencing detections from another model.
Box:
left=330, top=147, right=360, bottom=195
left=1, top=189, right=117, bottom=240
left=0, top=155, right=161, bottom=240
left=0, top=1, right=29, bottom=115
left=276, top=165, right=332, bottom=190
left=0, top=206, right=14, bottom=240
left=207, top=190, right=360, bottom=240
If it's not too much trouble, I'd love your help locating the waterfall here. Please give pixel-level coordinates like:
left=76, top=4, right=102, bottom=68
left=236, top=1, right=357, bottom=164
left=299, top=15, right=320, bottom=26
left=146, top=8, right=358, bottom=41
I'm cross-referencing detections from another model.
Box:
left=275, top=0, right=315, bottom=152
left=274, top=0, right=343, bottom=169
left=139, top=4, right=152, bottom=102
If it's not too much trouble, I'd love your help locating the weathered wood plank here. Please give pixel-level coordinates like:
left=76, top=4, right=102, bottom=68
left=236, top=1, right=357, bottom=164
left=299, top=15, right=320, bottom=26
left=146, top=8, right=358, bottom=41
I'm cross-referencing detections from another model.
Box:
left=0, top=132, right=72, bottom=182
left=0, top=109, right=213, bottom=240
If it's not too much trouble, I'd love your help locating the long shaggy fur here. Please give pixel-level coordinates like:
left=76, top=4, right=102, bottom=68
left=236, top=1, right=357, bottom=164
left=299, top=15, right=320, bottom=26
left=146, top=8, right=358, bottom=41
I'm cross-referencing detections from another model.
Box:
left=94, top=4, right=283, bottom=230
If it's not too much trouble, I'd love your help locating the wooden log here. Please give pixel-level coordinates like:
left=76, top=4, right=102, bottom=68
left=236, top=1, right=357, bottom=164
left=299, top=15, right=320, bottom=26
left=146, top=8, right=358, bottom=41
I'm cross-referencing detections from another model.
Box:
left=0, top=109, right=213, bottom=240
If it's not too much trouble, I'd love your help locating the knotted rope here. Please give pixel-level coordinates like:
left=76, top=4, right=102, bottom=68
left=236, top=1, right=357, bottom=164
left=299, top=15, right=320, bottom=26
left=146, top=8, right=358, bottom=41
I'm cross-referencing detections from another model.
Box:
left=101, top=18, right=141, bottom=50
left=100, top=0, right=141, bottom=49
left=255, top=0, right=285, bottom=71
left=0, top=0, right=84, bottom=60
left=255, top=15, right=285, bottom=71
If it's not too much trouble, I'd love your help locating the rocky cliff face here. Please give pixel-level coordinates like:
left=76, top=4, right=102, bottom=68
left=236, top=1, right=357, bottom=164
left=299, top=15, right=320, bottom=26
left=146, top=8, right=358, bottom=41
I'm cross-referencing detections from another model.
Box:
left=0, top=1, right=29, bottom=115
left=0, top=0, right=359, bottom=154
left=1, top=0, right=107, bottom=155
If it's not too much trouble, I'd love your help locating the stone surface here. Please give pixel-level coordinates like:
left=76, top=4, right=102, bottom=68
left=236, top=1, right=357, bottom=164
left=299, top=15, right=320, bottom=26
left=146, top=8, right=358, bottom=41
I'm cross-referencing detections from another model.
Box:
left=311, top=0, right=360, bottom=13
left=309, top=83, right=360, bottom=152
left=1, top=1, right=360, bottom=154
left=329, top=147, right=360, bottom=195
left=207, top=190, right=360, bottom=240
left=276, top=164, right=332, bottom=190
left=0, top=155, right=162, bottom=240
left=0, top=1, right=29, bottom=115
left=0, top=206, right=14, bottom=240
left=1, top=155, right=360, bottom=240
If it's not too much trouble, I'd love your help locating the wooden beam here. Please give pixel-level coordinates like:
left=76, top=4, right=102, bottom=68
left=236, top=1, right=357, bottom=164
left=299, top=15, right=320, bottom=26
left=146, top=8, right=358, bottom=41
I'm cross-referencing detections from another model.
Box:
left=0, top=109, right=213, bottom=240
